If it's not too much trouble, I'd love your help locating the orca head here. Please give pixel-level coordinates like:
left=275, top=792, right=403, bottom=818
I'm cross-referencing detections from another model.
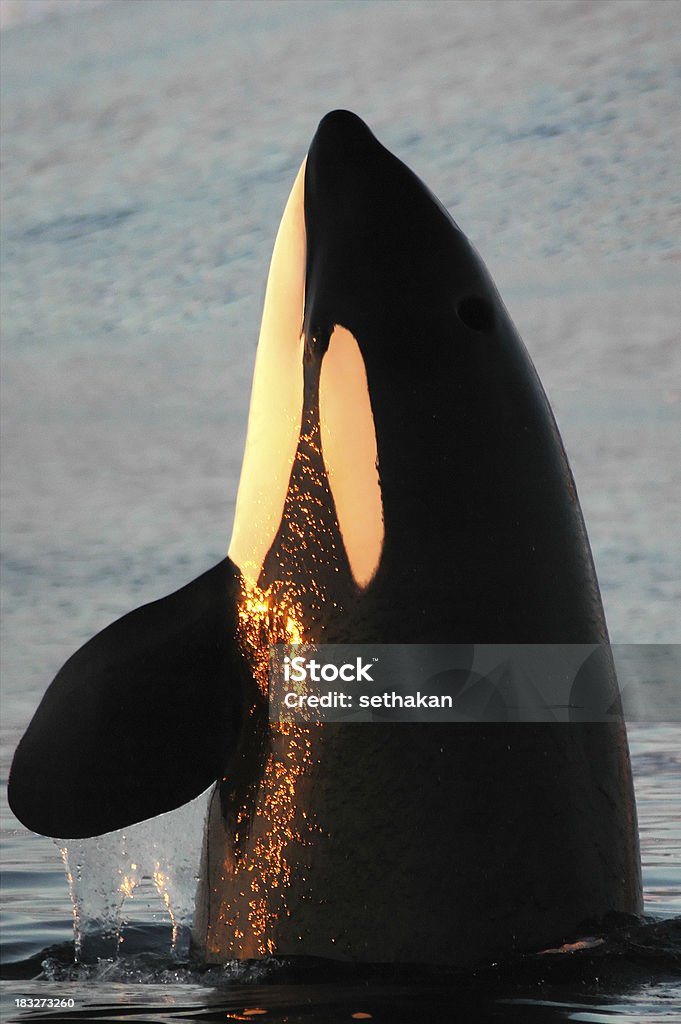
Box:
left=303, top=109, right=497, bottom=347
left=228, top=111, right=536, bottom=620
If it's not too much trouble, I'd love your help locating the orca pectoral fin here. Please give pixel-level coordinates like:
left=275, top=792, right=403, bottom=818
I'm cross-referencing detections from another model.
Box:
left=8, top=557, right=249, bottom=839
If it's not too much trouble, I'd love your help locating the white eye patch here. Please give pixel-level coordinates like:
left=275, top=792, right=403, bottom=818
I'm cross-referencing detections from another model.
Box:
left=319, top=326, right=384, bottom=589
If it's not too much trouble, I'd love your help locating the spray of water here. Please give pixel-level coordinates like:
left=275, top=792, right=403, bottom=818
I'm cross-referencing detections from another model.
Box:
left=58, top=788, right=210, bottom=963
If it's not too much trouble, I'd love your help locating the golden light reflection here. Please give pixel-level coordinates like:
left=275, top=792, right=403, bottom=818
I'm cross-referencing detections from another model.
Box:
left=539, top=937, right=605, bottom=954
left=59, top=846, right=82, bottom=960
left=320, top=325, right=384, bottom=588
left=153, top=865, right=180, bottom=949
left=118, top=860, right=139, bottom=901
left=210, top=153, right=378, bottom=960
left=215, top=578, right=316, bottom=956
left=225, top=1012, right=269, bottom=1022
left=208, top=382, right=350, bottom=958
left=228, top=160, right=307, bottom=587
left=119, top=873, right=136, bottom=899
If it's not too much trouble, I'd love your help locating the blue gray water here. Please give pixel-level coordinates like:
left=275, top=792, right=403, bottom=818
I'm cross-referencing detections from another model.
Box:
left=1, top=1, right=680, bottom=1020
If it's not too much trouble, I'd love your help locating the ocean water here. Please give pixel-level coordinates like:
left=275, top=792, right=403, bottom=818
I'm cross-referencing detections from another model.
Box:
left=1, top=1, right=680, bottom=1021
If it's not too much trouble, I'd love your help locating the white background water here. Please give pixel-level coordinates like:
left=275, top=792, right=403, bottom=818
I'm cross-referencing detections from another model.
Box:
left=1, top=1, right=679, bottom=1020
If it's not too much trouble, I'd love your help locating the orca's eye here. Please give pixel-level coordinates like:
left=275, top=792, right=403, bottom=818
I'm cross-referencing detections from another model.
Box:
left=457, top=296, right=495, bottom=333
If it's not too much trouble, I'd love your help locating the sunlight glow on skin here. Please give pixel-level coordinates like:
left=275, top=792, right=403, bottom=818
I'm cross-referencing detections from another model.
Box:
left=216, top=157, right=384, bottom=957
left=320, top=325, right=384, bottom=588
left=229, top=162, right=384, bottom=593
left=207, top=582, right=316, bottom=958
left=228, top=160, right=307, bottom=587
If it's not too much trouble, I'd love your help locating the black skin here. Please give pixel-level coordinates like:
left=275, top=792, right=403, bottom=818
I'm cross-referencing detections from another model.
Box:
left=261, top=110, right=610, bottom=650
left=7, top=559, right=249, bottom=838
left=9, top=113, right=629, bottom=891
left=211, top=115, right=638, bottom=930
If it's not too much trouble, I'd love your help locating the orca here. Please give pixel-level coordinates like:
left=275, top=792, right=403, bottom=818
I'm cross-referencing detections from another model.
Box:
left=8, top=111, right=642, bottom=967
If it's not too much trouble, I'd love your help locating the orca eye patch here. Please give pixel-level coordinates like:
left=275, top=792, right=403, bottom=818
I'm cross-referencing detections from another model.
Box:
left=457, top=296, right=495, bottom=333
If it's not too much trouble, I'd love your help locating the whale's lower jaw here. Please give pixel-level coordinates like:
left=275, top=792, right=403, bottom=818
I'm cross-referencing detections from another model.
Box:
left=192, top=721, right=642, bottom=967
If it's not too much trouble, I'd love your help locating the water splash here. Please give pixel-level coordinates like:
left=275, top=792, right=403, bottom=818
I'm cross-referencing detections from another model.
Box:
left=59, top=790, right=209, bottom=962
